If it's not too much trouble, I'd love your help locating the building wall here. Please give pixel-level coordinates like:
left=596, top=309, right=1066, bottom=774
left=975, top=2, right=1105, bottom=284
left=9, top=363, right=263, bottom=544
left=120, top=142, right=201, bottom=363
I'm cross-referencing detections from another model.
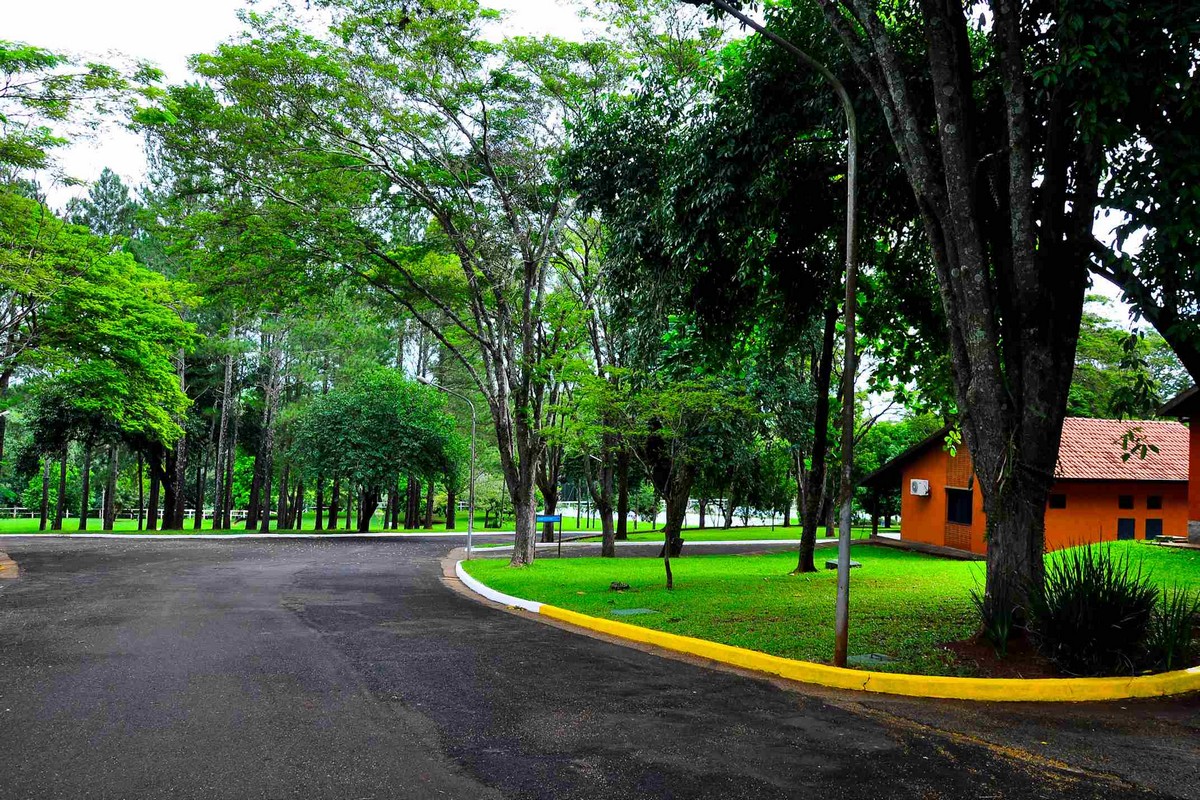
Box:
left=898, top=446, right=1187, bottom=553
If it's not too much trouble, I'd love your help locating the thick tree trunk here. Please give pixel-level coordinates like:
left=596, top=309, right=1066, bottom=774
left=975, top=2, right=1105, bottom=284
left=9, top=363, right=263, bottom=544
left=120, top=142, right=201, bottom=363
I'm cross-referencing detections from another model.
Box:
left=796, top=302, right=837, bottom=573
left=389, top=477, right=401, bottom=529
left=384, top=485, right=395, bottom=532
left=245, top=456, right=261, bottom=529
left=446, top=485, right=456, bottom=529
left=424, top=479, right=434, bottom=529
left=698, top=498, right=707, bottom=529
left=53, top=448, right=68, bottom=531
left=658, top=481, right=690, bottom=560
left=723, top=492, right=736, bottom=529
left=39, top=456, right=50, bottom=531
left=78, top=442, right=93, bottom=531
left=510, top=481, right=538, bottom=565
left=345, top=487, right=353, bottom=531
left=616, top=450, right=629, bottom=540
left=259, top=458, right=273, bottom=534
left=358, top=486, right=379, bottom=532
left=103, top=446, right=118, bottom=530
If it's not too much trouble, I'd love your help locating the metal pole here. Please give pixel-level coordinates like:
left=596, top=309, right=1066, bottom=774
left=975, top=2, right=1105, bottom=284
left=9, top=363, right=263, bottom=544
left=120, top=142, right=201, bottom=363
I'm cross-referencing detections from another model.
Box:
left=692, top=0, right=860, bottom=667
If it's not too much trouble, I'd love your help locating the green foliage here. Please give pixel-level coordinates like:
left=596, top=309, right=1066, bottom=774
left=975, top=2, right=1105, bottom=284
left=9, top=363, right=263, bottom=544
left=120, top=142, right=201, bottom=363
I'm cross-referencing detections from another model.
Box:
left=0, top=40, right=164, bottom=178
left=1146, top=587, right=1200, bottom=672
left=290, top=366, right=459, bottom=491
left=1025, top=545, right=1158, bottom=676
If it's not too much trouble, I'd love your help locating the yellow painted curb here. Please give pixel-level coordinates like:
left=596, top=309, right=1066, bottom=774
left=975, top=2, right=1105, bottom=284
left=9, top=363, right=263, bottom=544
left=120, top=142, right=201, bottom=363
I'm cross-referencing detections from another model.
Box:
left=538, top=604, right=1200, bottom=702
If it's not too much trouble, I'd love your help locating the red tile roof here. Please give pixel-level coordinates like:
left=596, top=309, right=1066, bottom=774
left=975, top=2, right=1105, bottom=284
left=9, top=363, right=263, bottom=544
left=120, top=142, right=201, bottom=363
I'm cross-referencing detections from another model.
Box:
left=1055, top=418, right=1189, bottom=482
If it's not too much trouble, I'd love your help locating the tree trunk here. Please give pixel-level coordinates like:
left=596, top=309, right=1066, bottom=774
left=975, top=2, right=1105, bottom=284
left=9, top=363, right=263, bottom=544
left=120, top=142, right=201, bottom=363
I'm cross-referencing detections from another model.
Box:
left=510, top=479, right=538, bottom=565
left=53, top=448, right=68, bottom=531
left=276, top=463, right=290, bottom=531
left=292, top=479, right=304, bottom=530
left=148, top=447, right=161, bottom=532
left=345, top=487, right=353, bottom=531
left=213, top=346, right=234, bottom=531
left=723, top=492, right=736, bottom=530
left=616, top=450, right=629, bottom=540
left=78, top=441, right=93, bottom=531
left=193, top=446, right=208, bottom=530
left=259, top=457, right=273, bottom=534
left=796, top=301, right=837, bottom=573
left=424, top=479, right=435, bottom=529
left=245, top=456, right=261, bottom=530
left=137, top=453, right=144, bottom=530
left=39, top=456, right=50, bottom=531
left=328, top=478, right=340, bottom=530
left=405, top=474, right=419, bottom=529
left=384, top=484, right=395, bottom=531
left=783, top=500, right=791, bottom=528
left=358, top=486, right=379, bottom=532
left=389, top=477, right=401, bottom=529
left=222, top=387, right=239, bottom=530
left=698, top=498, right=707, bottom=529
left=103, top=446, right=118, bottom=530
left=539, top=485, right=558, bottom=543
left=314, top=475, right=324, bottom=531
left=170, top=438, right=187, bottom=531
left=446, top=485, right=456, bottom=530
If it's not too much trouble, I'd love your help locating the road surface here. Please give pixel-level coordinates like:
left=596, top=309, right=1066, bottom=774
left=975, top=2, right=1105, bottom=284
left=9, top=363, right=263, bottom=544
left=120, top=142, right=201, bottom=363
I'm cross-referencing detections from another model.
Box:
left=0, top=537, right=1196, bottom=799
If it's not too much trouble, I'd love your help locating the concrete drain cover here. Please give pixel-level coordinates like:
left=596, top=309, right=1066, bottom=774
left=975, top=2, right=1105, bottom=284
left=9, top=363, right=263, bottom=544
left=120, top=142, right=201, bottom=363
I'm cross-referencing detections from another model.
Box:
left=847, top=653, right=895, bottom=666
left=825, top=559, right=862, bottom=570
left=610, top=608, right=659, bottom=617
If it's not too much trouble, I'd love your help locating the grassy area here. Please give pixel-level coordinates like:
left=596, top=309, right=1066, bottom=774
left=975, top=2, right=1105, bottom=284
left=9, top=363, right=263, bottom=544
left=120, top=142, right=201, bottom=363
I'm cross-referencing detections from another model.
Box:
left=0, top=512, right=484, bottom=535
left=462, top=542, right=1200, bottom=676
left=575, top=526, right=884, bottom=543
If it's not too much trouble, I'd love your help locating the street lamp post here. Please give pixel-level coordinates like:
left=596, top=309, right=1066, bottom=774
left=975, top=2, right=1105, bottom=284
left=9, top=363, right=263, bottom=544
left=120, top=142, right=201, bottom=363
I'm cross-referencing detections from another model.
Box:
left=685, top=0, right=860, bottom=667
left=418, top=376, right=477, bottom=560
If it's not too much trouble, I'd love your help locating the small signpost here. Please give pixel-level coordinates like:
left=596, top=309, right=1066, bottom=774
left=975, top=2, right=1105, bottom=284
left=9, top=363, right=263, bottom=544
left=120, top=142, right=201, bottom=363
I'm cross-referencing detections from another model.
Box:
left=537, top=514, right=563, bottom=556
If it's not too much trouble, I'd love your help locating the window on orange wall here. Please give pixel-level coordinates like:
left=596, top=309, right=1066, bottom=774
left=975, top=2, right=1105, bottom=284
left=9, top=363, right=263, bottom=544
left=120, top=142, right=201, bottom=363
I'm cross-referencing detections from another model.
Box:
left=1048, top=494, right=1067, bottom=509
left=1118, top=495, right=1134, bottom=510
left=946, top=488, right=973, bottom=525
left=1147, top=495, right=1163, bottom=510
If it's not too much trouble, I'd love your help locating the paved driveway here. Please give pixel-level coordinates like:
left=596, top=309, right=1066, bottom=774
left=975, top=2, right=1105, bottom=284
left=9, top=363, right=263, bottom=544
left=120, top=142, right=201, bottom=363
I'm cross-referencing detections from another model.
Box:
left=0, top=538, right=1196, bottom=799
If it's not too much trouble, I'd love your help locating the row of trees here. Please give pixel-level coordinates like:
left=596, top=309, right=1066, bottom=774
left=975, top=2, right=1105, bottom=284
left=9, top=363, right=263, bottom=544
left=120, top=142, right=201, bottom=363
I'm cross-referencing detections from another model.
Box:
left=3, top=0, right=1197, bottom=626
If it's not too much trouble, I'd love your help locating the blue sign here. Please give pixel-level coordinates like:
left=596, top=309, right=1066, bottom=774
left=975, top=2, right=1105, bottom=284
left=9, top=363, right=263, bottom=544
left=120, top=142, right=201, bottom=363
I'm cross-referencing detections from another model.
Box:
left=536, top=514, right=562, bottom=523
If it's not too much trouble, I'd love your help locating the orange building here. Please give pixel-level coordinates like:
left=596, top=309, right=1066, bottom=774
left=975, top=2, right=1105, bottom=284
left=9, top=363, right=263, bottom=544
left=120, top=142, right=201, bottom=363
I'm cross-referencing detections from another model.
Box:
left=1160, top=387, right=1200, bottom=544
left=863, top=418, right=1190, bottom=555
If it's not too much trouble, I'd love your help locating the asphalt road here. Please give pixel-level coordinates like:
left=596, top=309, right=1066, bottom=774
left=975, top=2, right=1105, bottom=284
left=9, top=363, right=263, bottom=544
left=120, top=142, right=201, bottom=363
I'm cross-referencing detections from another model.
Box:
left=0, top=537, right=1196, bottom=799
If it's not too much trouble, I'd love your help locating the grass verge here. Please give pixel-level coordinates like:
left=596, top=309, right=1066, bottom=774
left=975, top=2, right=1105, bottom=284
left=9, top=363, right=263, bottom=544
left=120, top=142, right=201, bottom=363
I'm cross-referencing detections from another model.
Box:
left=462, top=542, right=1199, bottom=676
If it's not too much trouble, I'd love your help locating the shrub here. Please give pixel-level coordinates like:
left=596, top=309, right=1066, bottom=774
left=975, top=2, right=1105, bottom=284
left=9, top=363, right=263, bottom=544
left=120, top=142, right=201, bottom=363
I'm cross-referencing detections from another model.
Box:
left=1146, top=586, right=1200, bottom=672
left=1025, top=545, right=1157, bottom=676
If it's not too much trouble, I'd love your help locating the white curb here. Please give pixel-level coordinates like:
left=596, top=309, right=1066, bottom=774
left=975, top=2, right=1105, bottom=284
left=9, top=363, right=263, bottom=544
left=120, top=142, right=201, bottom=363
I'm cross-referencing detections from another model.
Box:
left=455, top=560, right=542, bottom=613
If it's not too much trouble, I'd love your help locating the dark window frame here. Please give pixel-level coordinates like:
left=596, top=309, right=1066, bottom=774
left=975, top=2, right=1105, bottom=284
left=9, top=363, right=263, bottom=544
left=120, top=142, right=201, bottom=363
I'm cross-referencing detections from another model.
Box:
left=1048, top=494, right=1067, bottom=509
left=946, top=488, right=974, bottom=525
left=1118, top=495, right=1134, bottom=510
left=1147, top=495, right=1163, bottom=510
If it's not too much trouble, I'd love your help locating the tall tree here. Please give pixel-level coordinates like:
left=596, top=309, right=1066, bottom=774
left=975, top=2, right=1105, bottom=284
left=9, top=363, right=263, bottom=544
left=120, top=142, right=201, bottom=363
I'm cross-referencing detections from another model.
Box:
left=145, top=0, right=620, bottom=564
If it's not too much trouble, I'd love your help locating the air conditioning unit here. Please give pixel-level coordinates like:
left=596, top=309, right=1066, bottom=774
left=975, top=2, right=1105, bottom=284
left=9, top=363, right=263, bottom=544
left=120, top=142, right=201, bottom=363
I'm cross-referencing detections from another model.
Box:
left=909, top=479, right=931, bottom=497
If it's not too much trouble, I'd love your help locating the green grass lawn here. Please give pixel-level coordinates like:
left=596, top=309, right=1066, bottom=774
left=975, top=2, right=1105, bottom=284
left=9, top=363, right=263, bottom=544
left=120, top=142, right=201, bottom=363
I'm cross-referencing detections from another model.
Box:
left=574, top=526, right=884, bottom=543
left=462, top=542, right=1200, bottom=676
left=0, top=512, right=492, bottom=535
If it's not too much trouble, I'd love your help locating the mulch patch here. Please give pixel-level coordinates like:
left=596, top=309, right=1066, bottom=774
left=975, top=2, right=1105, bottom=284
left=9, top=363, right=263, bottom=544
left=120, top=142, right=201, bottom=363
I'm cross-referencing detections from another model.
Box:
left=942, top=632, right=1060, bottom=679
